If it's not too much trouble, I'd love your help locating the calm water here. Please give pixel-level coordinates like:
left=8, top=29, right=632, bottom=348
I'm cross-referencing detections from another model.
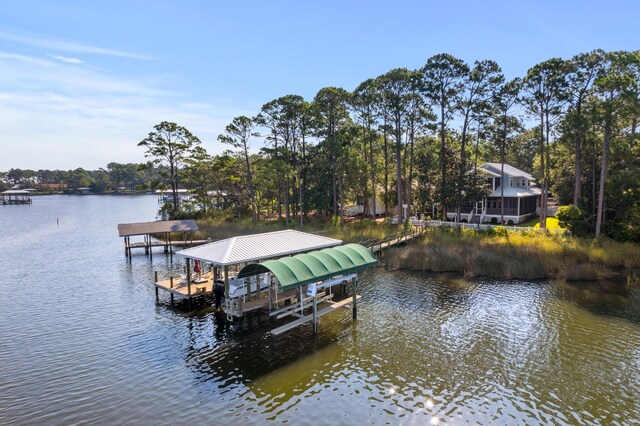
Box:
left=0, top=195, right=639, bottom=425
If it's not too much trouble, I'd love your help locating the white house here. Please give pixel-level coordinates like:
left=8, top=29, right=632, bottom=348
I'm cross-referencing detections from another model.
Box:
left=447, top=163, right=542, bottom=224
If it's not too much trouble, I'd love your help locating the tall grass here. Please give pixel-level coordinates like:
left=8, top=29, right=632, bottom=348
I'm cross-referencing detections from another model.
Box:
left=385, top=226, right=640, bottom=281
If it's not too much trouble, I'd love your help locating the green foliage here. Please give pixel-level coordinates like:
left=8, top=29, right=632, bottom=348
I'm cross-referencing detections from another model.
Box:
left=494, top=226, right=508, bottom=237
left=556, top=205, right=586, bottom=230
left=138, top=121, right=201, bottom=212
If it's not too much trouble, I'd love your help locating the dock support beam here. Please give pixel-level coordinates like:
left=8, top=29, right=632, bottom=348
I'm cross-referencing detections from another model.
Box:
left=170, top=276, right=174, bottom=306
left=352, top=277, right=357, bottom=320
left=312, top=293, right=318, bottom=333
left=186, top=258, right=192, bottom=310
left=224, top=265, right=230, bottom=320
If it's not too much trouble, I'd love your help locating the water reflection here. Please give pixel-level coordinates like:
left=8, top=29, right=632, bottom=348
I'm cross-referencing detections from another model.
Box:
left=169, top=268, right=640, bottom=424
left=558, top=280, right=640, bottom=324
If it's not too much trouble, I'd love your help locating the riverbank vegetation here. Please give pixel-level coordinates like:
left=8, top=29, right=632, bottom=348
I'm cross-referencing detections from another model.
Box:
left=385, top=226, right=640, bottom=283
left=4, top=50, right=640, bottom=243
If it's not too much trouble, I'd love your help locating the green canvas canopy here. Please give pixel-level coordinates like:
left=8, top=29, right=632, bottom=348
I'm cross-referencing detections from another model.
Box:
left=237, top=243, right=377, bottom=290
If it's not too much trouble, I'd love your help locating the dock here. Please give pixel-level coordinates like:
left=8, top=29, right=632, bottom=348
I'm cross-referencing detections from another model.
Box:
left=1, top=190, right=32, bottom=205
left=366, top=225, right=425, bottom=254
left=154, top=271, right=216, bottom=301
left=152, top=231, right=378, bottom=335
left=117, top=219, right=202, bottom=259
left=149, top=224, right=431, bottom=335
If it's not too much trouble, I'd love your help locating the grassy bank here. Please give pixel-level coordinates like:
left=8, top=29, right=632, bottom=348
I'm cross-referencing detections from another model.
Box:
left=385, top=226, right=640, bottom=283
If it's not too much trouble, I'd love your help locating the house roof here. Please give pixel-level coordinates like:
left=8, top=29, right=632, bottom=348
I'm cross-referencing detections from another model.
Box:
left=236, top=243, right=377, bottom=290
left=488, top=186, right=542, bottom=198
left=176, top=229, right=343, bottom=266
left=480, top=163, right=534, bottom=180
left=117, top=219, right=199, bottom=237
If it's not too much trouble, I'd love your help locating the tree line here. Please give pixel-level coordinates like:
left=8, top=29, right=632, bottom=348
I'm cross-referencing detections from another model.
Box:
left=6, top=50, right=639, bottom=242
left=0, top=163, right=165, bottom=193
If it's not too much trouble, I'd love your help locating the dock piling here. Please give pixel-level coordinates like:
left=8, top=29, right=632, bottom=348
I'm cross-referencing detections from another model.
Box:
left=170, top=276, right=174, bottom=306
left=352, top=278, right=357, bottom=320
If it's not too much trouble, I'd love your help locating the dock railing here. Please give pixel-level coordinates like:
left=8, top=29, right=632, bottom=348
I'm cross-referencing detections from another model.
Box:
left=360, top=225, right=425, bottom=254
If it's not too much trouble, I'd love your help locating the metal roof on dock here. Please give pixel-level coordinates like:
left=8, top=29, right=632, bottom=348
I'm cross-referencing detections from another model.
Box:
left=117, top=219, right=199, bottom=237
left=176, top=229, right=342, bottom=266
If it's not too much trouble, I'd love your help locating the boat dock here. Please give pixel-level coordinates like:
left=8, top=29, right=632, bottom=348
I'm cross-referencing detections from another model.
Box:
left=117, top=219, right=204, bottom=259
left=1, top=190, right=32, bottom=205
left=154, top=230, right=378, bottom=334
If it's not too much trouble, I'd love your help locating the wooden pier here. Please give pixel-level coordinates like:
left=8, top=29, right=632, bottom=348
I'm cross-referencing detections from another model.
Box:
left=1, top=190, right=32, bottom=205
left=366, top=225, right=425, bottom=254
left=154, top=271, right=215, bottom=302
left=118, top=219, right=203, bottom=259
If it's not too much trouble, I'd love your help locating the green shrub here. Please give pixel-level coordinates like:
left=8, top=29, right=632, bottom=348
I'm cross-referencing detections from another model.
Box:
left=556, top=205, right=590, bottom=235
left=493, top=226, right=508, bottom=237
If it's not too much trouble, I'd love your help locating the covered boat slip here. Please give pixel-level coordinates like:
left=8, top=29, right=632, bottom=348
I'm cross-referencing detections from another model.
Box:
left=1, top=190, right=32, bottom=205
left=155, top=230, right=378, bottom=333
left=155, top=230, right=343, bottom=309
left=117, top=219, right=205, bottom=258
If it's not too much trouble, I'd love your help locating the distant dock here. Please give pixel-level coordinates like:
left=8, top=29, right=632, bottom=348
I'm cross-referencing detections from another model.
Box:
left=1, top=190, right=32, bottom=205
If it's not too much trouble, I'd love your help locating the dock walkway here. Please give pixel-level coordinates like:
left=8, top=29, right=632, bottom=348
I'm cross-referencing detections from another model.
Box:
left=366, top=226, right=424, bottom=254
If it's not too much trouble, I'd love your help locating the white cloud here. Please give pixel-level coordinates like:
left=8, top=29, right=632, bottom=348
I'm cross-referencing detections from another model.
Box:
left=0, top=29, right=154, bottom=60
left=48, top=54, right=84, bottom=64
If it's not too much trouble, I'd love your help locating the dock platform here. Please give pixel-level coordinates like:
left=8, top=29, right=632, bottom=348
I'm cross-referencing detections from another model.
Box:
left=154, top=271, right=215, bottom=299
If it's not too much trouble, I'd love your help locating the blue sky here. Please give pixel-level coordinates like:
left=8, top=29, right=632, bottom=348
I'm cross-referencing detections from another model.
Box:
left=1, top=0, right=639, bottom=170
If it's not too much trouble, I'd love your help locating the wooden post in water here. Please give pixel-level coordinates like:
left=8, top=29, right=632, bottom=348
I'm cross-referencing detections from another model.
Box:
left=312, top=290, right=318, bottom=333
left=186, top=258, right=192, bottom=310
left=224, top=265, right=230, bottom=317
left=352, top=277, right=357, bottom=320
left=268, top=276, right=272, bottom=312
left=170, top=276, right=174, bottom=306
left=299, top=287, right=304, bottom=316
left=154, top=271, right=159, bottom=302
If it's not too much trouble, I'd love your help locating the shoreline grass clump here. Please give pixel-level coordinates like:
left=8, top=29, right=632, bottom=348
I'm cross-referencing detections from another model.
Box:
left=385, top=226, right=640, bottom=282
